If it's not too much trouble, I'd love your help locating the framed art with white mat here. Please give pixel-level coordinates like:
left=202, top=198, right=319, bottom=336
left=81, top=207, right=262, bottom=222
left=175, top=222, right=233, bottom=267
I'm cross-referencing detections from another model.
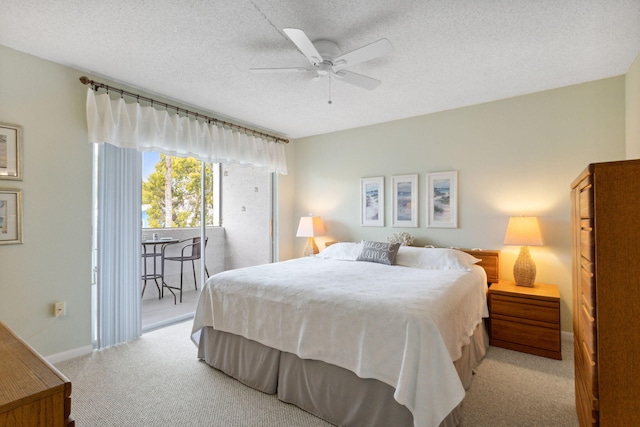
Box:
left=392, top=174, right=418, bottom=227
left=0, top=122, right=22, bottom=181
left=360, top=177, right=384, bottom=226
left=426, top=170, right=458, bottom=228
left=0, top=189, right=22, bottom=245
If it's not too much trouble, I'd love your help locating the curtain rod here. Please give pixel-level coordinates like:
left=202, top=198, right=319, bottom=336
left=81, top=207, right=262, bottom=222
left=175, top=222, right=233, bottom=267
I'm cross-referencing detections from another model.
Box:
left=79, top=76, right=289, bottom=144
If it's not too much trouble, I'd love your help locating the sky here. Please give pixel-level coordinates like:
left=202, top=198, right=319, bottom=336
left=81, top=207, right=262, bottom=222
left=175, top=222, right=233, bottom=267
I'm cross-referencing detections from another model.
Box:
left=141, top=152, right=160, bottom=227
left=143, top=151, right=159, bottom=181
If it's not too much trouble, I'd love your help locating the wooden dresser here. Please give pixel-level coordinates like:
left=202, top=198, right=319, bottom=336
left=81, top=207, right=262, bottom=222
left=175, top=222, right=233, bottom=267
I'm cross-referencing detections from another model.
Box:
left=488, top=280, right=561, bottom=360
left=571, top=160, right=640, bottom=426
left=0, top=321, right=74, bottom=426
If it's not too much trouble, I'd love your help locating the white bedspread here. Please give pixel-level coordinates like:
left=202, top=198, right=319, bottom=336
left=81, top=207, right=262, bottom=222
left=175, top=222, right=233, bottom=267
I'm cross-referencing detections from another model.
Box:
left=191, top=257, right=488, bottom=427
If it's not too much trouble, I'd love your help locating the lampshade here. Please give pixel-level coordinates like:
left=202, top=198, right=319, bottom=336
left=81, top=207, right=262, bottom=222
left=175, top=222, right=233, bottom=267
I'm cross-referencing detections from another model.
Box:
left=296, top=216, right=325, bottom=256
left=504, top=216, right=544, bottom=246
left=504, top=216, right=543, bottom=287
left=296, top=216, right=326, bottom=238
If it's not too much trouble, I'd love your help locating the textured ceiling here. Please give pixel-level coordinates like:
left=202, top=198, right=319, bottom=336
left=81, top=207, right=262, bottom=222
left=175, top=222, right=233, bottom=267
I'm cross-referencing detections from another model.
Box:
left=1, top=0, right=639, bottom=139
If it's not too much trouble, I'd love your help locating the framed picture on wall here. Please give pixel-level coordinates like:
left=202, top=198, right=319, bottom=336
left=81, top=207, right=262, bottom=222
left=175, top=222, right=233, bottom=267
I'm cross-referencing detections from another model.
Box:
left=360, top=177, right=384, bottom=226
left=392, top=174, right=418, bottom=227
left=0, top=122, right=23, bottom=181
left=426, top=170, right=458, bottom=228
left=0, top=189, right=23, bottom=245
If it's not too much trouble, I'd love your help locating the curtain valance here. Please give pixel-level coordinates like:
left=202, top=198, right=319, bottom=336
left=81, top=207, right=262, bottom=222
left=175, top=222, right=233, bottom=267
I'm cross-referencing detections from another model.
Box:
left=85, top=89, right=287, bottom=175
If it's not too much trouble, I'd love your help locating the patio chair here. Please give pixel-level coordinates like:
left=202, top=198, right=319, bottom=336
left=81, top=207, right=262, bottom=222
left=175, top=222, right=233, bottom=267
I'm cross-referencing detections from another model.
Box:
left=162, top=237, right=209, bottom=303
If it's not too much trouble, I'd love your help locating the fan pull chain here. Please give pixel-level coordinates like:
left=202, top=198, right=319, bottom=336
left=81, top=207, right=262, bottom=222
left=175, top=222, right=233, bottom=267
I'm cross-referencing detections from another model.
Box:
left=328, top=74, right=333, bottom=105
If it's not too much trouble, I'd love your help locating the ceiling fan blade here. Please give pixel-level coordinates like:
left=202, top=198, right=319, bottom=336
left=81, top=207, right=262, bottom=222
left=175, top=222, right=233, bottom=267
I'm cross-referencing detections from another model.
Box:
left=334, top=70, right=381, bottom=90
left=332, top=38, right=393, bottom=70
left=283, top=28, right=323, bottom=66
left=250, top=67, right=309, bottom=73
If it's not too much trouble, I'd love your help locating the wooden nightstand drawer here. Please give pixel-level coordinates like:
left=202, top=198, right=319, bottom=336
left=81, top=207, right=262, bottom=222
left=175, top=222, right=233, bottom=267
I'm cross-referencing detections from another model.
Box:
left=491, top=317, right=560, bottom=351
left=488, top=280, right=561, bottom=359
left=490, top=294, right=559, bottom=324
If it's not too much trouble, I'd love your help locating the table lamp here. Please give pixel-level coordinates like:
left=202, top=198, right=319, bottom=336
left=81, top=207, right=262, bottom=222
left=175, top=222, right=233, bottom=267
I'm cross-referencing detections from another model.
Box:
left=296, top=215, right=326, bottom=256
left=503, top=216, right=544, bottom=287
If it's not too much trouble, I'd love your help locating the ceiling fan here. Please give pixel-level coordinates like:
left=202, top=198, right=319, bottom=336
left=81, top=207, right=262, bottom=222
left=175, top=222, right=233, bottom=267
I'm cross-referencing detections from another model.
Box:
left=251, top=28, right=393, bottom=94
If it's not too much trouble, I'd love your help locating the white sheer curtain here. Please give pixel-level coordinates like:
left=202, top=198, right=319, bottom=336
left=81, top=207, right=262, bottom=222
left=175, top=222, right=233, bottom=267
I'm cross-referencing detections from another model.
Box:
left=95, top=143, right=142, bottom=349
left=86, top=89, right=287, bottom=174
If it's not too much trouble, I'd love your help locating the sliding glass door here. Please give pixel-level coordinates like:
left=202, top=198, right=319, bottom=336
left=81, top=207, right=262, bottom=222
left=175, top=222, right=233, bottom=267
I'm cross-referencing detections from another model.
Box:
left=92, top=148, right=274, bottom=346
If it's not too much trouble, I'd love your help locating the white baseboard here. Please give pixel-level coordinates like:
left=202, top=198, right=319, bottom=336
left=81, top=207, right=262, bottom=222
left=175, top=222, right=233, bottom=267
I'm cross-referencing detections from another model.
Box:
left=561, top=330, right=574, bottom=342
left=46, top=344, right=94, bottom=364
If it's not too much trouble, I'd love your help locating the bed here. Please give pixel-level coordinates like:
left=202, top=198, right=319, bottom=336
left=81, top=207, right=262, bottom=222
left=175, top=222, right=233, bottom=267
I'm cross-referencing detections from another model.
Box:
left=191, top=243, right=500, bottom=427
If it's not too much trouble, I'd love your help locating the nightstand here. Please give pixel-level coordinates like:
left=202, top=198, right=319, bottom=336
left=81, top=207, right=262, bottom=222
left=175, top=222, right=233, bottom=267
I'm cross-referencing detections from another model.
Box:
left=488, top=280, right=561, bottom=360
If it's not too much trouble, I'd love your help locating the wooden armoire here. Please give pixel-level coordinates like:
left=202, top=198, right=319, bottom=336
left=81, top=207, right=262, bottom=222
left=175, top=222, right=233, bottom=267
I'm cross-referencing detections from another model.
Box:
left=571, top=159, right=640, bottom=426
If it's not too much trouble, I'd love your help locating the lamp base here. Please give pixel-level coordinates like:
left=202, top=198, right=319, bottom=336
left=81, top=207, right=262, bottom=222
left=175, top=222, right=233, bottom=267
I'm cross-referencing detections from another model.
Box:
left=513, top=246, right=536, bottom=287
left=302, top=237, right=319, bottom=257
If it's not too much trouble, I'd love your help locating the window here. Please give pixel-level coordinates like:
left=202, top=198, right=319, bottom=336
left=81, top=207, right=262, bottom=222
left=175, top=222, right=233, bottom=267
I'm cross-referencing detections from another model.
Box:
left=142, top=152, right=220, bottom=228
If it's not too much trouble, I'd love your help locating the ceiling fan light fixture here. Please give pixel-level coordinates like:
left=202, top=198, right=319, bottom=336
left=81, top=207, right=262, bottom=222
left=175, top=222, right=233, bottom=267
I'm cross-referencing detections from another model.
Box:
left=317, top=62, right=332, bottom=76
left=251, top=28, right=393, bottom=93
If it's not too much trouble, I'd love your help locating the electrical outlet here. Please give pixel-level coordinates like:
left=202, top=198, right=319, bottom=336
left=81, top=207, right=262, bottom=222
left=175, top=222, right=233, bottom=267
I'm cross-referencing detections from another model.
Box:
left=54, top=301, right=66, bottom=317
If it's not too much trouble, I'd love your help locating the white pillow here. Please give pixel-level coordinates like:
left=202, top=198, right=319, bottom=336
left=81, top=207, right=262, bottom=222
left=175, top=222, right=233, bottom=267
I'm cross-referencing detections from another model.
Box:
left=315, top=242, right=362, bottom=261
left=395, top=247, right=481, bottom=271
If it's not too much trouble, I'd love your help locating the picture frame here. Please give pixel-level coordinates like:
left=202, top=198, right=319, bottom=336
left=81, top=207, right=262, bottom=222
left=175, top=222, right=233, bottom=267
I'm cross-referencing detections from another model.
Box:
left=0, top=122, right=23, bottom=180
left=426, top=170, right=458, bottom=228
left=360, top=177, right=384, bottom=226
left=392, top=174, right=418, bottom=227
left=0, top=189, right=23, bottom=245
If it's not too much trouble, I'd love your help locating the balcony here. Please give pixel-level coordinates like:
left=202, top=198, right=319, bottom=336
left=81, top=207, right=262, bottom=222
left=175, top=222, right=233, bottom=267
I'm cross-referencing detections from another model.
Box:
left=141, top=224, right=271, bottom=332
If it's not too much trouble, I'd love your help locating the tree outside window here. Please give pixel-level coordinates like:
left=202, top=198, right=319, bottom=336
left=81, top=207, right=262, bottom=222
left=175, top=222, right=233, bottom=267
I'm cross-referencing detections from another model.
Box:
left=142, top=153, right=216, bottom=228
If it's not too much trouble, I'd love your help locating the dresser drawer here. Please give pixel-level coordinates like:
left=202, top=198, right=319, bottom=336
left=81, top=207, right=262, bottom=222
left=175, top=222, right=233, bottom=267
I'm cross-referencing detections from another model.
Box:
left=580, top=229, right=594, bottom=262
left=581, top=266, right=595, bottom=313
left=580, top=304, right=597, bottom=357
left=581, top=293, right=595, bottom=320
left=579, top=339, right=599, bottom=398
left=579, top=185, right=593, bottom=218
left=575, top=358, right=599, bottom=426
left=490, top=294, right=559, bottom=324
left=491, top=317, right=560, bottom=352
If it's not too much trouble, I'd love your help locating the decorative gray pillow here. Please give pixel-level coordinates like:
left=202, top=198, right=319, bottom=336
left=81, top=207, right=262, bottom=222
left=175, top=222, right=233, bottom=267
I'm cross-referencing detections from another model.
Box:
left=356, top=241, right=401, bottom=265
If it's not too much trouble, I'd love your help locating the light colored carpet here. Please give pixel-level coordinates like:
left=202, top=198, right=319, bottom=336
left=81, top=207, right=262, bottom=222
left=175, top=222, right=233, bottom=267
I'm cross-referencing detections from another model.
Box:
left=56, top=320, right=578, bottom=426
left=460, top=336, right=578, bottom=426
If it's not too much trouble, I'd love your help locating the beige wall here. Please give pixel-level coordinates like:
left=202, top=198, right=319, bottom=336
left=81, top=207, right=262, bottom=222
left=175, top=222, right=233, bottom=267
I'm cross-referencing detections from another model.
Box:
left=0, top=45, right=93, bottom=356
left=276, top=142, right=296, bottom=262
left=627, top=54, right=640, bottom=159
left=285, top=77, right=626, bottom=332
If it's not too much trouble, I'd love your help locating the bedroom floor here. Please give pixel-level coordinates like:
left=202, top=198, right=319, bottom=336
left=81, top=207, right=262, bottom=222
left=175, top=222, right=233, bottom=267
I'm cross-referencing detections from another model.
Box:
left=57, top=320, right=579, bottom=426
left=141, top=287, right=200, bottom=332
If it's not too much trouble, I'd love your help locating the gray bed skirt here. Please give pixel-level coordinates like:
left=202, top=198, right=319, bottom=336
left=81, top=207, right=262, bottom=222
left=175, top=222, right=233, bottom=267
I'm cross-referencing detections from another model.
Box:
left=197, top=321, right=488, bottom=427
